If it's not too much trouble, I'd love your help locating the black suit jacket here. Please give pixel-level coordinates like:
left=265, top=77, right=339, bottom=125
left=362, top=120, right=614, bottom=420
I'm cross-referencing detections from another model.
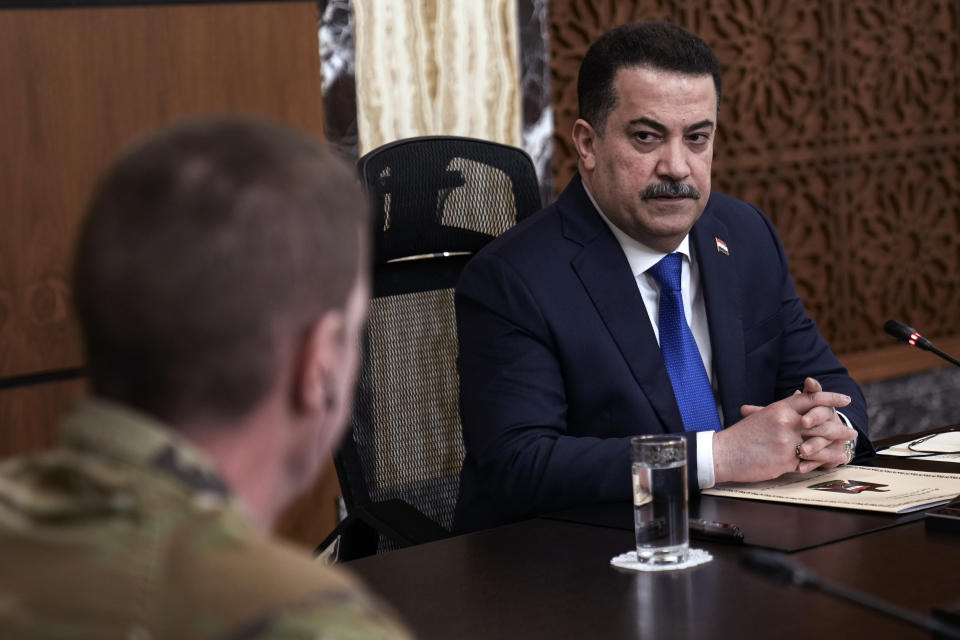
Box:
left=453, top=174, right=870, bottom=532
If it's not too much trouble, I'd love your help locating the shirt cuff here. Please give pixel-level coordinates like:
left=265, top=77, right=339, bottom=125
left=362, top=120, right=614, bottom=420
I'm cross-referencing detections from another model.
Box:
left=836, top=410, right=858, bottom=443
left=836, top=410, right=857, bottom=462
left=697, top=430, right=716, bottom=489
left=836, top=410, right=852, bottom=430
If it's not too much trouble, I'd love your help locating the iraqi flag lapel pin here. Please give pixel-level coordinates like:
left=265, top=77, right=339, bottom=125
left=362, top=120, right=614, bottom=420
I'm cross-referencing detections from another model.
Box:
left=715, top=237, right=729, bottom=256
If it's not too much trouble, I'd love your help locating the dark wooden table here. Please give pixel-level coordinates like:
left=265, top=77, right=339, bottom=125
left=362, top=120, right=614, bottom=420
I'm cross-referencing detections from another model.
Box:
left=348, top=436, right=960, bottom=639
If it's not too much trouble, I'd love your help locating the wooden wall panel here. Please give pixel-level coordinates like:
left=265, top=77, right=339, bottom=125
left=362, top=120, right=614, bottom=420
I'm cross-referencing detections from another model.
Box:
left=548, top=0, right=960, bottom=381
left=0, top=1, right=341, bottom=545
left=0, top=379, right=86, bottom=457
left=0, top=1, right=327, bottom=380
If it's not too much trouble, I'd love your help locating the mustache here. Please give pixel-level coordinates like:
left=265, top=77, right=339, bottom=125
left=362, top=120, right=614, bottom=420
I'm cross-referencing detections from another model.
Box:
left=641, top=181, right=701, bottom=200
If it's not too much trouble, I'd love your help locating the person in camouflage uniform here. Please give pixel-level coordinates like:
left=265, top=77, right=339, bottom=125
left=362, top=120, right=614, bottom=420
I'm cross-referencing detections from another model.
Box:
left=0, top=117, right=412, bottom=639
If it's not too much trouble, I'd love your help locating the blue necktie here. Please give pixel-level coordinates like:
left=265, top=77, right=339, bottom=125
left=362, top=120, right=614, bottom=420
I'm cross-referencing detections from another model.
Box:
left=648, top=253, right=721, bottom=432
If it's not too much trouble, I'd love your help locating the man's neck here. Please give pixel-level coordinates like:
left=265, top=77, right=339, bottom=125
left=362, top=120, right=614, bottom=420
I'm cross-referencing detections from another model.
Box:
left=181, top=401, right=289, bottom=534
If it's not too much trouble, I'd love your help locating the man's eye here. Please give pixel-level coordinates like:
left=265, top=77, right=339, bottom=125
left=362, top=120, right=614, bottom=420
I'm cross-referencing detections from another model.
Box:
left=688, top=133, right=710, bottom=144
left=634, top=132, right=657, bottom=142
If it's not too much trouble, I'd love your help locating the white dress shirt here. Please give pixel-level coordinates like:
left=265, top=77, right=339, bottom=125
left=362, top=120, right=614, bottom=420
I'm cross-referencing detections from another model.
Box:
left=583, top=186, right=719, bottom=488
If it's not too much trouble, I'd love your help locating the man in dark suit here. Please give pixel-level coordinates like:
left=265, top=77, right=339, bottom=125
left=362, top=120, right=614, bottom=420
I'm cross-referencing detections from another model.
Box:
left=454, top=21, right=872, bottom=533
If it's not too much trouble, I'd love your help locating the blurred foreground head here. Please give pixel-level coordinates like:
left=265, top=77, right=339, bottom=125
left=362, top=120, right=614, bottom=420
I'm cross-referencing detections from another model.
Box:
left=73, top=116, right=369, bottom=491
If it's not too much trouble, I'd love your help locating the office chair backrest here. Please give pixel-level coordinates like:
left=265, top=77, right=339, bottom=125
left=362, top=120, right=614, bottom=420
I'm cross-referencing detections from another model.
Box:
left=339, top=136, right=541, bottom=547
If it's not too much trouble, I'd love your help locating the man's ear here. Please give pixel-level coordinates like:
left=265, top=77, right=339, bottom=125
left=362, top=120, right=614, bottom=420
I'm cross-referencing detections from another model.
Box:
left=295, top=311, right=345, bottom=416
left=571, top=118, right=598, bottom=171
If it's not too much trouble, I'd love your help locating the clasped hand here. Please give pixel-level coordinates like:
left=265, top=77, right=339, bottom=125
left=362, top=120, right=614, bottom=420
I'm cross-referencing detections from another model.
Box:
left=713, top=377, right=857, bottom=483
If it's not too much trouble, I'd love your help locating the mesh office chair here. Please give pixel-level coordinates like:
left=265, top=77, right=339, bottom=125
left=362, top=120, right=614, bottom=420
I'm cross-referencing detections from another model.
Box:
left=319, top=136, right=542, bottom=561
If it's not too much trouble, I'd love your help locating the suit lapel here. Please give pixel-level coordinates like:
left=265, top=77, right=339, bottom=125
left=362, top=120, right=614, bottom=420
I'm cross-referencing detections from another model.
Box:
left=560, top=176, right=684, bottom=433
left=690, top=208, right=746, bottom=427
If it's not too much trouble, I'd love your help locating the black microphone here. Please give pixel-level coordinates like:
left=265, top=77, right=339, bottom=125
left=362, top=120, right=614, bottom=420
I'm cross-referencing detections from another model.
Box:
left=885, top=319, right=960, bottom=368
left=742, top=549, right=960, bottom=639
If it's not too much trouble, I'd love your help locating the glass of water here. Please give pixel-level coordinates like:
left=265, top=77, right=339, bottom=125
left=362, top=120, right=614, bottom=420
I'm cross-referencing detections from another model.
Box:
left=631, top=434, right=688, bottom=565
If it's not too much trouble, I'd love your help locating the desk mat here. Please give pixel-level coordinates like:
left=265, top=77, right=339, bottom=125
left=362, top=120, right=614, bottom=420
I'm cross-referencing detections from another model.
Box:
left=542, top=496, right=925, bottom=553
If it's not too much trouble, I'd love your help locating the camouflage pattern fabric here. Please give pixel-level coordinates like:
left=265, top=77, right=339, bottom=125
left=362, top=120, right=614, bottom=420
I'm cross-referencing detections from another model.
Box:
left=0, top=399, right=412, bottom=640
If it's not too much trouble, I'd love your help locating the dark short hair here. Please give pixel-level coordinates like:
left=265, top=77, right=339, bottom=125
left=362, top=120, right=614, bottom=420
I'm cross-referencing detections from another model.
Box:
left=577, top=21, right=722, bottom=133
left=74, top=116, right=367, bottom=425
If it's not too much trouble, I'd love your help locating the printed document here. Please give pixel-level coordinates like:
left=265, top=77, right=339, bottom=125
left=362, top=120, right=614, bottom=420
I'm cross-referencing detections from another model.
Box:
left=703, top=465, right=960, bottom=513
